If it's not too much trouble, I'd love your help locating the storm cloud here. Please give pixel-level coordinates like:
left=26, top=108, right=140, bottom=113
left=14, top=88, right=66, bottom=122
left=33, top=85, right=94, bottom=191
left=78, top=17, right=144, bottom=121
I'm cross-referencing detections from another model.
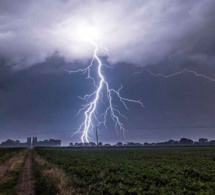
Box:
left=1, top=0, right=215, bottom=144
left=0, top=0, right=215, bottom=69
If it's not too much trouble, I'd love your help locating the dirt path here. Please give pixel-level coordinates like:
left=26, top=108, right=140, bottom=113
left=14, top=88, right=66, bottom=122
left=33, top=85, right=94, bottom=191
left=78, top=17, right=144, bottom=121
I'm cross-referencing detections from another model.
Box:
left=0, top=151, right=25, bottom=179
left=17, top=150, right=35, bottom=195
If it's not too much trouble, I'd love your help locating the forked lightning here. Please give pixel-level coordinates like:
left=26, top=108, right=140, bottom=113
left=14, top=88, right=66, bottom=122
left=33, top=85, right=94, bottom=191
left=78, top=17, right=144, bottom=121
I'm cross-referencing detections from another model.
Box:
left=134, top=69, right=215, bottom=82
left=68, top=41, right=144, bottom=143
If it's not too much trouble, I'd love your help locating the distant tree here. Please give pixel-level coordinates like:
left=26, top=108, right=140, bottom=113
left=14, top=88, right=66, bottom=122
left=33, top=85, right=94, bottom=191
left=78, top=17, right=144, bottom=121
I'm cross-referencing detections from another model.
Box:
left=187, top=139, right=193, bottom=145
left=83, top=143, right=90, bottom=147
left=35, top=139, right=61, bottom=147
left=50, top=139, right=61, bottom=146
left=167, top=140, right=175, bottom=145
left=134, top=143, right=142, bottom=146
left=180, top=138, right=193, bottom=145
left=98, top=142, right=103, bottom=146
left=194, top=141, right=199, bottom=145
left=89, top=142, right=96, bottom=146
left=0, top=139, right=20, bottom=147
left=104, top=144, right=111, bottom=147
left=116, top=142, right=123, bottom=146
left=127, top=142, right=134, bottom=146
left=199, top=138, right=208, bottom=144
left=180, top=138, right=187, bottom=144
left=74, top=142, right=82, bottom=147
left=210, top=140, right=215, bottom=145
left=69, top=143, right=73, bottom=147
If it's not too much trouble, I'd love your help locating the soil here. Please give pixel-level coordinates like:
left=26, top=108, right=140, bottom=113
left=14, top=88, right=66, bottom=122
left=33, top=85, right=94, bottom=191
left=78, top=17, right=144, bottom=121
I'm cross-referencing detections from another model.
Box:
left=16, top=150, right=35, bottom=195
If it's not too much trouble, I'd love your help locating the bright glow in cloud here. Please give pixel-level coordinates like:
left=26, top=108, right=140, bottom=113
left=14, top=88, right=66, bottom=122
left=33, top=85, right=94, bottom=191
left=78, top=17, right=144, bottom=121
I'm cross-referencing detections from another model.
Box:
left=0, top=0, right=215, bottom=69
left=77, top=25, right=99, bottom=42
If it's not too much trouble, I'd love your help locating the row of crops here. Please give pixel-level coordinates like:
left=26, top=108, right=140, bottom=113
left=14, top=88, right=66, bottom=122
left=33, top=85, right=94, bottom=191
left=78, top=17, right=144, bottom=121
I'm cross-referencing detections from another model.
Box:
left=35, top=147, right=215, bottom=194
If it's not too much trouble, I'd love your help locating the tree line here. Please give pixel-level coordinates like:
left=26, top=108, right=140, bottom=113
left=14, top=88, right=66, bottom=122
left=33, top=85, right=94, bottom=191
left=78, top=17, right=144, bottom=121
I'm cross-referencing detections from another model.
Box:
left=1, top=137, right=215, bottom=147
left=0, top=137, right=61, bottom=147
left=69, top=138, right=215, bottom=147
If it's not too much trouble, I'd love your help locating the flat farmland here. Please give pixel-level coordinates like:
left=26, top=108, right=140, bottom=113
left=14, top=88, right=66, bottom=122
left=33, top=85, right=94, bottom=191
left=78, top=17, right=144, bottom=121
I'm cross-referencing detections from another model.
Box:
left=34, top=147, right=215, bottom=195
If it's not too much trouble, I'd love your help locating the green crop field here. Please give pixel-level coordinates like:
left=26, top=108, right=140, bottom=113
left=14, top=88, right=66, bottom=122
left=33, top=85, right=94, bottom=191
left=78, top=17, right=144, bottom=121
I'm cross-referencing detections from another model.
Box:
left=35, top=147, right=215, bottom=195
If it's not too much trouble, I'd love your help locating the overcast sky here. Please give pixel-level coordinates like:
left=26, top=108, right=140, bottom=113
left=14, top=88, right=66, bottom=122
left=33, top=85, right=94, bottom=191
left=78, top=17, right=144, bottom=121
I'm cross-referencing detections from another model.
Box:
left=0, top=0, right=215, bottom=145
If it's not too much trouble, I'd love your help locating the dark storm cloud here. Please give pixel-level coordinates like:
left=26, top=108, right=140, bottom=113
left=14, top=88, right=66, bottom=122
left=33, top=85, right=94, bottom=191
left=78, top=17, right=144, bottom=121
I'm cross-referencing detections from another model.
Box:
left=1, top=0, right=215, bottom=144
left=0, top=0, right=215, bottom=68
left=1, top=55, right=215, bottom=144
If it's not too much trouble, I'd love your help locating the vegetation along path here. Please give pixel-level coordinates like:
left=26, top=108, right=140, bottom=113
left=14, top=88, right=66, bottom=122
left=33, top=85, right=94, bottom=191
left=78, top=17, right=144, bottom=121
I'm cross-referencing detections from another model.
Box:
left=0, top=151, right=25, bottom=179
left=0, top=150, right=26, bottom=194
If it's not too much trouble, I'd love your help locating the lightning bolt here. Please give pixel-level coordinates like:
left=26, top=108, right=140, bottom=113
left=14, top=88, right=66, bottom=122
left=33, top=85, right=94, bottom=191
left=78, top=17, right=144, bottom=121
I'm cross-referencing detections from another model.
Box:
left=68, top=41, right=144, bottom=143
left=134, top=69, right=215, bottom=82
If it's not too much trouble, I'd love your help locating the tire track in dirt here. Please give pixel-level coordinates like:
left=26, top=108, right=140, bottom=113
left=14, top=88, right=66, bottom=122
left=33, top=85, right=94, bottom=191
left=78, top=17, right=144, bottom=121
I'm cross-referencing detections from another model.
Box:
left=17, top=150, right=35, bottom=195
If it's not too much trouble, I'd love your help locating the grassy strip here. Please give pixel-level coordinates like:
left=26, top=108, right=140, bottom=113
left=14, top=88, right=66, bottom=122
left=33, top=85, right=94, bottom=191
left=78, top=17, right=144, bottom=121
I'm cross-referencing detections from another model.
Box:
left=0, top=150, right=27, bottom=195
left=33, top=151, right=76, bottom=195
left=0, top=148, right=24, bottom=166
left=33, top=152, right=58, bottom=195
